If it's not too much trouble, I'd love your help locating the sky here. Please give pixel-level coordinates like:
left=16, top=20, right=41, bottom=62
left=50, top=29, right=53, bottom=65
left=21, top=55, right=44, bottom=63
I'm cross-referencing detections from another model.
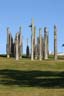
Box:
left=0, top=0, right=64, bottom=54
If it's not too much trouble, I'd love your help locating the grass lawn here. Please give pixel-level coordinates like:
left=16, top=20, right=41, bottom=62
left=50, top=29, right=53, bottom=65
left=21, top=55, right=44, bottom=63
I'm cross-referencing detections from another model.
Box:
left=0, top=57, right=64, bottom=96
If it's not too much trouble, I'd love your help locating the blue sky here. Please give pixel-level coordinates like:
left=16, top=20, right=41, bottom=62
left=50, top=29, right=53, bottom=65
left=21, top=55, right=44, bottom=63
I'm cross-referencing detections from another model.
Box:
left=0, top=0, right=64, bottom=54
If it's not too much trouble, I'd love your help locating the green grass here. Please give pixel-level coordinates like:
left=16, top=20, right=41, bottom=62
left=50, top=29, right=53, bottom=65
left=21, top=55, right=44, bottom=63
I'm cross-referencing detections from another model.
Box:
left=0, top=57, right=64, bottom=96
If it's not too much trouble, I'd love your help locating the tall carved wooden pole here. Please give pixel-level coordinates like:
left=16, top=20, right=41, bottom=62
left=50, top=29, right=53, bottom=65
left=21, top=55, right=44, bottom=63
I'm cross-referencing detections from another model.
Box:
left=34, top=27, right=37, bottom=59
left=44, top=27, right=48, bottom=59
left=31, top=19, right=34, bottom=60
left=34, top=26, right=36, bottom=59
left=39, top=28, right=42, bottom=60
left=54, top=25, right=57, bottom=60
left=29, top=19, right=34, bottom=60
left=16, top=33, right=19, bottom=60
left=7, top=27, right=10, bottom=58
left=19, top=26, right=22, bottom=58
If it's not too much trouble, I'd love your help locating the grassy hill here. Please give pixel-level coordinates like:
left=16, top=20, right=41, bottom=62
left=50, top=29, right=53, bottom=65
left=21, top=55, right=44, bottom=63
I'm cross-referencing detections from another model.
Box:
left=0, top=56, right=64, bottom=96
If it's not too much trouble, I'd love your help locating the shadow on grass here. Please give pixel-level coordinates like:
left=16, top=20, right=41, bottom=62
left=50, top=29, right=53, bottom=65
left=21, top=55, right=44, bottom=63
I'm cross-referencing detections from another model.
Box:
left=0, top=54, right=7, bottom=58
left=0, top=69, right=64, bottom=88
